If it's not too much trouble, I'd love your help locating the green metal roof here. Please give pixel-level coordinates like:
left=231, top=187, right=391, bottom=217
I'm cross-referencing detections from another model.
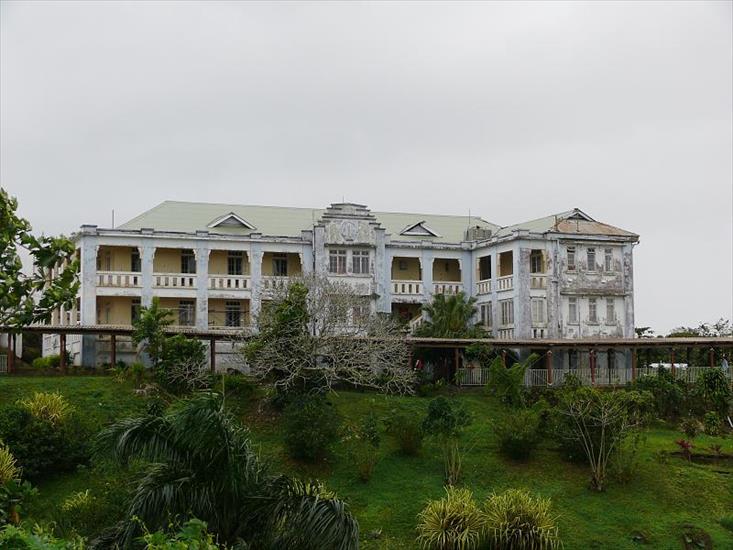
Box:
left=118, top=201, right=500, bottom=243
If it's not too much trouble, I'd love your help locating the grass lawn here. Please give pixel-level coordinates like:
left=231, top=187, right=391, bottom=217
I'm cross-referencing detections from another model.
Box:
left=2, top=375, right=732, bottom=549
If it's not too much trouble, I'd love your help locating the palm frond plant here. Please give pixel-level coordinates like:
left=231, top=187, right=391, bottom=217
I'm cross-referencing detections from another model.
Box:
left=415, top=292, right=486, bottom=339
left=94, top=392, right=358, bottom=548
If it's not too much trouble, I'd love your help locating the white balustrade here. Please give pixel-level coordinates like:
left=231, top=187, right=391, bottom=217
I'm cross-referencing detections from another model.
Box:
left=530, top=275, right=547, bottom=289
left=497, top=328, right=514, bottom=339
left=496, top=275, right=513, bottom=291
left=433, top=282, right=463, bottom=295
left=476, top=279, right=492, bottom=295
left=96, top=271, right=142, bottom=288
left=261, top=276, right=289, bottom=291
left=392, top=280, right=422, bottom=295
left=153, top=273, right=197, bottom=288
left=208, top=275, right=249, bottom=291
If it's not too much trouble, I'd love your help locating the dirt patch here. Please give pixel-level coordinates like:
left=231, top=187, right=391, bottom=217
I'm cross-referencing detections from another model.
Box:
left=679, top=525, right=712, bottom=550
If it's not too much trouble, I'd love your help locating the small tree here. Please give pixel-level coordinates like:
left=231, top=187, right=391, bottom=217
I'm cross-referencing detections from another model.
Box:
left=414, top=292, right=486, bottom=338
left=0, top=188, right=79, bottom=331
left=131, top=297, right=173, bottom=368
left=243, top=274, right=414, bottom=396
left=558, top=388, right=651, bottom=491
left=486, top=354, right=538, bottom=408
left=422, top=397, right=472, bottom=485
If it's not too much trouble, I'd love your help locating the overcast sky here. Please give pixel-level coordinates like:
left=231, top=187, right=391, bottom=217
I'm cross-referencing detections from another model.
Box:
left=1, top=1, right=731, bottom=333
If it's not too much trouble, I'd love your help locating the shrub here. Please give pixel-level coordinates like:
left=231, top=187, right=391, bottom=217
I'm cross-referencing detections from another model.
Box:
left=609, top=431, right=646, bottom=484
left=141, top=518, right=222, bottom=549
left=486, top=355, right=538, bottom=408
left=0, top=405, right=89, bottom=481
left=0, top=446, right=19, bottom=486
left=283, top=394, right=342, bottom=461
left=158, top=335, right=209, bottom=393
left=422, top=397, right=472, bottom=441
left=482, top=488, right=561, bottom=550
left=633, top=368, right=687, bottom=419
left=0, top=479, right=36, bottom=527
left=18, top=392, right=72, bottom=425
left=703, top=411, right=723, bottom=437
left=495, top=410, right=540, bottom=461
left=384, top=408, right=424, bottom=456
left=348, top=413, right=381, bottom=482
left=679, top=417, right=702, bottom=440
left=416, top=487, right=483, bottom=550
left=0, top=524, right=83, bottom=549
left=694, top=368, right=732, bottom=417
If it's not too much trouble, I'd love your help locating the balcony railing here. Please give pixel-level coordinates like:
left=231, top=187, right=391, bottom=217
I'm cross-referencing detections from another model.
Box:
left=261, top=276, right=290, bottom=291
left=530, top=274, right=547, bottom=290
left=97, top=271, right=141, bottom=288
left=496, top=275, right=513, bottom=291
left=208, top=275, right=249, bottom=291
left=433, top=282, right=463, bottom=295
left=476, top=279, right=491, bottom=295
left=392, top=280, right=422, bottom=295
left=497, top=327, right=514, bottom=339
left=153, top=273, right=197, bottom=288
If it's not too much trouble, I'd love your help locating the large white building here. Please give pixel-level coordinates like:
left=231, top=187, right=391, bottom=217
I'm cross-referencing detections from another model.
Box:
left=44, top=201, right=639, bottom=369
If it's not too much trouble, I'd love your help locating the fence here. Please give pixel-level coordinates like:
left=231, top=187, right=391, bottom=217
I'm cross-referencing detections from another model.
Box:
left=456, top=365, right=732, bottom=387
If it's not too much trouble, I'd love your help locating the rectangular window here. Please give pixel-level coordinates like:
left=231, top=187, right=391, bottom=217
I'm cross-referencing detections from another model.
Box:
left=568, top=297, right=578, bottom=324
left=480, top=303, right=493, bottom=327
left=131, top=298, right=141, bottom=324
left=587, top=248, right=596, bottom=271
left=352, top=250, right=370, bottom=274
left=178, top=299, right=195, bottom=326
left=588, top=297, right=597, bottom=323
left=228, top=251, right=243, bottom=275
left=531, top=298, right=546, bottom=324
left=225, top=301, right=241, bottom=327
left=604, top=248, right=613, bottom=272
left=478, top=256, right=491, bottom=280
left=329, top=249, right=347, bottom=274
left=500, top=299, right=514, bottom=326
left=131, top=250, right=141, bottom=273
left=567, top=246, right=576, bottom=271
left=181, top=249, right=196, bottom=274
left=272, top=254, right=288, bottom=277
left=530, top=250, right=544, bottom=274
left=606, top=298, right=615, bottom=324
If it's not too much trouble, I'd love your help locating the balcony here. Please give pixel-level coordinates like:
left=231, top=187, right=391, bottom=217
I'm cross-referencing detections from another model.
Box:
left=96, top=271, right=141, bottom=288
left=476, top=279, right=491, bottom=295
left=208, top=275, right=250, bottom=291
left=433, top=282, right=463, bottom=295
left=496, top=275, right=513, bottom=291
left=261, top=276, right=290, bottom=292
left=392, top=280, right=423, bottom=296
left=153, top=273, right=197, bottom=288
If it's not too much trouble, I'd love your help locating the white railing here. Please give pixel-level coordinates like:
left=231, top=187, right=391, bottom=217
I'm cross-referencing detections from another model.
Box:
left=530, top=275, right=547, bottom=289
left=97, top=271, right=141, bottom=287
left=0, top=354, right=6, bottom=374
left=153, top=273, right=197, bottom=288
left=476, top=279, right=491, bottom=295
left=261, top=276, right=290, bottom=291
left=497, top=328, right=514, bottom=339
left=392, top=280, right=423, bottom=295
left=496, top=275, right=513, bottom=291
left=409, top=315, right=425, bottom=332
left=433, top=282, right=463, bottom=295
left=457, top=366, right=733, bottom=388
left=208, top=275, right=249, bottom=291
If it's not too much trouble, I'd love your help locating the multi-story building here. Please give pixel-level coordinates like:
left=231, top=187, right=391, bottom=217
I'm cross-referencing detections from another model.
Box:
left=44, top=201, right=638, bottom=370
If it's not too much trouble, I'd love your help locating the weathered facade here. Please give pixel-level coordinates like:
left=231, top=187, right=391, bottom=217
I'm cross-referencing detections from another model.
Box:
left=43, top=201, right=639, bottom=368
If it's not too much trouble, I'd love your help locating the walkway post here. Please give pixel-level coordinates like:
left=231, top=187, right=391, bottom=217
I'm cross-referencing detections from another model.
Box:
left=709, top=347, right=715, bottom=368
left=631, top=349, right=637, bottom=382
left=110, top=334, right=117, bottom=367
left=59, top=333, right=67, bottom=372
left=501, top=350, right=507, bottom=368
left=670, top=349, right=676, bottom=378
left=590, top=349, right=596, bottom=386
left=546, top=349, right=553, bottom=385
left=210, top=338, right=216, bottom=373
left=8, top=334, right=15, bottom=373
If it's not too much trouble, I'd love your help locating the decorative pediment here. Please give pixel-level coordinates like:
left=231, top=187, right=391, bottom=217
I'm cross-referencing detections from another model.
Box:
left=319, top=203, right=381, bottom=245
left=399, top=221, right=441, bottom=238
left=563, top=209, right=595, bottom=222
left=207, top=212, right=256, bottom=230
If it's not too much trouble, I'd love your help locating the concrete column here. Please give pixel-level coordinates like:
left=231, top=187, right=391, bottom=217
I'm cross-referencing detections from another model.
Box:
left=79, top=227, right=98, bottom=367
left=514, top=244, right=531, bottom=339
left=195, top=242, right=210, bottom=330
left=375, top=228, right=390, bottom=313
left=300, top=230, right=314, bottom=274
left=420, top=248, right=434, bottom=304
left=490, top=249, right=499, bottom=337
left=313, top=225, right=327, bottom=275
left=547, top=239, right=561, bottom=339
left=622, top=242, right=635, bottom=338
left=140, top=242, right=155, bottom=307
left=250, top=240, right=263, bottom=322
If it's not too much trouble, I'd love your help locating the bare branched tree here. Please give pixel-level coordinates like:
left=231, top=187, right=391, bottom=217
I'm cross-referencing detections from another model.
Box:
left=242, top=273, right=415, bottom=395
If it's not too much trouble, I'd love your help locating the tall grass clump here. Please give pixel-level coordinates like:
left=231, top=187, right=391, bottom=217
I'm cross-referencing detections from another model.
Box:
left=416, top=487, right=483, bottom=550
left=482, top=489, right=560, bottom=550
left=17, top=392, right=72, bottom=425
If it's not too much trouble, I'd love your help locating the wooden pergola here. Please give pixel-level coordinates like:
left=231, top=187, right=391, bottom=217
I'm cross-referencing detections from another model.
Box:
left=2, top=325, right=732, bottom=383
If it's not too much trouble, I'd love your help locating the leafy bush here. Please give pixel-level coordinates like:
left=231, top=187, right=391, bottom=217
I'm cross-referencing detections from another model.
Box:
left=486, top=355, right=538, bottom=408
left=0, top=446, right=19, bottom=485
left=694, top=368, right=732, bottom=417
left=158, top=335, right=209, bottom=393
left=703, top=411, right=723, bottom=437
left=384, top=408, right=424, bottom=456
left=0, top=479, right=36, bottom=527
left=0, top=524, right=84, bottom=549
left=609, top=431, right=646, bottom=484
left=678, top=417, right=702, bottom=440
left=18, top=392, right=72, bottom=425
left=416, top=487, right=483, bottom=550
left=482, top=488, right=561, bottom=550
left=633, top=368, right=688, bottom=419
left=283, top=394, right=342, bottom=461
left=495, top=410, right=540, bottom=461
left=422, top=397, right=472, bottom=440
left=0, top=405, right=89, bottom=481
left=141, top=518, right=222, bottom=549
left=348, top=413, right=382, bottom=482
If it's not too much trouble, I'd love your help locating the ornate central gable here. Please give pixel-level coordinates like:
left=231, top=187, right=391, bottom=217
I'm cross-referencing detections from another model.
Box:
left=318, top=203, right=382, bottom=245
